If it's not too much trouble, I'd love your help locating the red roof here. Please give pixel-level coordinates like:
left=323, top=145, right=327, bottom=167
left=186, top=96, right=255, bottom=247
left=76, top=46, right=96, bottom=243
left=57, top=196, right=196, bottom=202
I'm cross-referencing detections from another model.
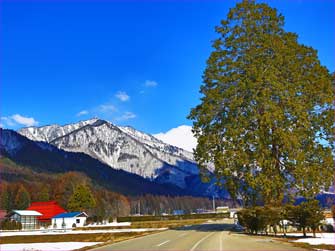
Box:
left=27, top=201, right=67, bottom=222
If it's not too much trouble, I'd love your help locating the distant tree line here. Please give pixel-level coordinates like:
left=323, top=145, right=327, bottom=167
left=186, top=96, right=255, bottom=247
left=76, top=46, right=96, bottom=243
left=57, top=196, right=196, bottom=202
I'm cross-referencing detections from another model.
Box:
left=129, top=194, right=238, bottom=215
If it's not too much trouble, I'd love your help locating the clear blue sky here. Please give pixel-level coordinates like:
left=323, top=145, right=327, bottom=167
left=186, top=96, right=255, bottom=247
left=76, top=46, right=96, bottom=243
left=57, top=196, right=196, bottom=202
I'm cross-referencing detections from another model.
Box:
left=1, top=0, right=334, bottom=134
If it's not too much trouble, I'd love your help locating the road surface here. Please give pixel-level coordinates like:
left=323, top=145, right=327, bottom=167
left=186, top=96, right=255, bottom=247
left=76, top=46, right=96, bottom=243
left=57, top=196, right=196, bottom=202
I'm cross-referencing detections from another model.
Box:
left=91, top=220, right=306, bottom=251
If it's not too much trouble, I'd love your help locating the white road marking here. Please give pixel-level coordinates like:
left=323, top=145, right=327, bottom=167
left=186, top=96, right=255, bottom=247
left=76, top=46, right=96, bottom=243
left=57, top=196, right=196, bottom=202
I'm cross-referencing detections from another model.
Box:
left=220, top=231, right=224, bottom=251
left=190, top=232, right=216, bottom=251
left=156, top=240, right=170, bottom=247
left=179, top=233, right=188, bottom=237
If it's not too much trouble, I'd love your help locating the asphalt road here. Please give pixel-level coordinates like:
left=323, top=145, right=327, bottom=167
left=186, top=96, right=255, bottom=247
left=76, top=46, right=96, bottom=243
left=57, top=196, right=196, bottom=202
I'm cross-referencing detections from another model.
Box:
left=91, top=220, right=306, bottom=251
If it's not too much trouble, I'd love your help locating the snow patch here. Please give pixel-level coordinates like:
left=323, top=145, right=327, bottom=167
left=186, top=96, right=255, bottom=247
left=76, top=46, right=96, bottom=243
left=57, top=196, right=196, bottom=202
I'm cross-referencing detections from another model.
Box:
left=84, top=221, right=131, bottom=227
left=290, top=232, right=335, bottom=246
left=0, top=242, right=101, bottom=251
left=0, top=228, right=167, bottom=236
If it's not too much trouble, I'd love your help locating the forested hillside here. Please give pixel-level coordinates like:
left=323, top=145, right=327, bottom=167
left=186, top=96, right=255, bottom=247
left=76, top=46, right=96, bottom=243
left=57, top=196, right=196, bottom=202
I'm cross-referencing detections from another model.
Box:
left=0, top=157, right=235, bottom=219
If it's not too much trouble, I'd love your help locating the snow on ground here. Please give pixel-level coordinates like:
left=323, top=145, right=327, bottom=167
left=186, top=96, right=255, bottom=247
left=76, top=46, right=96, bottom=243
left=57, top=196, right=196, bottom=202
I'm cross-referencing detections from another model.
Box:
left=0, top=228, right=167, bottom=237
left=290, top=233, right=335, bottom=245
left=84, top=221, right=131, bottom=227
left=0, top=242, right=101, bottom=251
left=275, top=232, right=335, bottom=245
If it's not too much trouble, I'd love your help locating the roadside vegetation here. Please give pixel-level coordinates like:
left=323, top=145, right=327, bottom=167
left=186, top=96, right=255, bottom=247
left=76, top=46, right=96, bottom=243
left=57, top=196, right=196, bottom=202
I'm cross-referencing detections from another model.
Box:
left=0, top=231, right=156, bottom=244
left=237, top=200, right=325, bottom=237
left=77, top=219, right=208, bottom=231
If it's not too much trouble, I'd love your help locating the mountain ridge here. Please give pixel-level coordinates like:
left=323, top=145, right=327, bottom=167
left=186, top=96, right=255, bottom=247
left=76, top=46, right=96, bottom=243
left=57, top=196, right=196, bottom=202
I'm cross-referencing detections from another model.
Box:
left=18, top=118, right=199, bottom=188
left=17, top=118, right=229, bottom=197
left=0, top=128, right=186, bottom=196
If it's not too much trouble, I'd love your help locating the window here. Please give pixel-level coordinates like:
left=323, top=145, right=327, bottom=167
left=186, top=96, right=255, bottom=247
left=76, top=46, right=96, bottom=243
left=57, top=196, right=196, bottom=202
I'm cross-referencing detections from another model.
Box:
left=76, top=219, right=80, bottom=224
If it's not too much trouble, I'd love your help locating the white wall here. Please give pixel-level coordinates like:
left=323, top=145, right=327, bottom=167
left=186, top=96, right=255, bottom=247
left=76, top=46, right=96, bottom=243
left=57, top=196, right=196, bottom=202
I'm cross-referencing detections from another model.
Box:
left=52, top=216, right=86, bottom=228
left=325, top=217, right=334, bottom=225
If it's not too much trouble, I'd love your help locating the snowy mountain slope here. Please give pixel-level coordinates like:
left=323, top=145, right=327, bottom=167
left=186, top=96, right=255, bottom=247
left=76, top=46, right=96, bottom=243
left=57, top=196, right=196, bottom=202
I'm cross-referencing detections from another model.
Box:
left=119, top=126, right=194, bottom=161
left=19, top=118, right=99, bottom=142
left=18, top=119, right=200, bottom=189
left=0, top=128, right=186, bottom=196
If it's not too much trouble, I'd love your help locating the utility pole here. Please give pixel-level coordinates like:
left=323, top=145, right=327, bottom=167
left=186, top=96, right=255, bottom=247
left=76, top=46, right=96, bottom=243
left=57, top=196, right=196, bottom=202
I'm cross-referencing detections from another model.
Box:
left=212, top=195, right=216, bottom=213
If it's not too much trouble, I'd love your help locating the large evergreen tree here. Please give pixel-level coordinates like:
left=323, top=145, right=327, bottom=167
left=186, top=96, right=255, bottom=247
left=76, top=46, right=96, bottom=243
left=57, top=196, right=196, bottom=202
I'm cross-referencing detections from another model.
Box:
left=189, top=0, right=334, bottom=206
left=38, top=186, right=50, bottom=202
left=67, top=184, right=96, bottom=212
left=14, top=185, right=31, bottom=210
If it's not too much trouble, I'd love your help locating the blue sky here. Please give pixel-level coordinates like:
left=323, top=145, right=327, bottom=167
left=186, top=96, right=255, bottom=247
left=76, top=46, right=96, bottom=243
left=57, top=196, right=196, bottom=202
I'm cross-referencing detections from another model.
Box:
left=1, top=0, right=334, bottom=136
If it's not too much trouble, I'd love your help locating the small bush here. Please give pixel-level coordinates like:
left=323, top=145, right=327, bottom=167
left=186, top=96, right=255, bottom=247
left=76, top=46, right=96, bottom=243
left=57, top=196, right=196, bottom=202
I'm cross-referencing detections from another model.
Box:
left=321, top=224, right=334, bottom=233
left=237, top=207, right=267, bottom=234
left=0, top=219, right=22, bottom=230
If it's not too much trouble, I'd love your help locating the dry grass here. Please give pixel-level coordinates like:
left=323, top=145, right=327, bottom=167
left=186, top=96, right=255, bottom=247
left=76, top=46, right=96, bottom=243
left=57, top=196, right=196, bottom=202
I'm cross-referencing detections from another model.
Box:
left=0, top=231, right=155, bottom=245
left=76, top=218, right=207, bottom=231
left=1, top=219, right=207, bottom=246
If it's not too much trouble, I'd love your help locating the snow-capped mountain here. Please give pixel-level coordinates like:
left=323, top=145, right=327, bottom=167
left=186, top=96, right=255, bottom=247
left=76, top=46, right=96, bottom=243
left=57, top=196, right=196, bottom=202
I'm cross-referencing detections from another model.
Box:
left=18, top=118, right=199, bottom=189
left=18, top=118, right=98, bottom=142
left=0, top=128, right=186, bottom=196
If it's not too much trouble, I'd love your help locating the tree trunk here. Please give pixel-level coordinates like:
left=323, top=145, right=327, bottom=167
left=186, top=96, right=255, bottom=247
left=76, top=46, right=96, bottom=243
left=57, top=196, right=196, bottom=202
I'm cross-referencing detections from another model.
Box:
left=283, top=223, right=286, bottom=237
left=303, top=227, right=306, bottom=237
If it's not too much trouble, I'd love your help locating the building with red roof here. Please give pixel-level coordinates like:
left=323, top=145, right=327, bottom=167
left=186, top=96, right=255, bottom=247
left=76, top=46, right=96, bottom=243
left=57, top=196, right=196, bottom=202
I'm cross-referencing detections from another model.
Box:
left=27, top=201, right=67, bottom=225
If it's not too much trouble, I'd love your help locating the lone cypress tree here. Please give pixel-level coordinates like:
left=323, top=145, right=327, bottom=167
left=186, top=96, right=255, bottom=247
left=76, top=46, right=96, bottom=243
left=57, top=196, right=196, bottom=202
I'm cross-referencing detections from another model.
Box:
left=67, top=184, right=96, bottom=212
left=37, top=186, right=50, bottom=202
left=189, top=0, right=334, bottom=206
left=14, top=185, right=31, bottom=210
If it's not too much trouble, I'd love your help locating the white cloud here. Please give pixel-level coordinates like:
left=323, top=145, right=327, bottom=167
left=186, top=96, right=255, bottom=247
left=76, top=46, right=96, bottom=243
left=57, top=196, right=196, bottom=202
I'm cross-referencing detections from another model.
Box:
left=154, top=125, right=197, bottom=152
left=117, top=112, right=136, bottom=121
left=115, top=91, right=130, bottom=102
left=1, top=117, right=16, bottom=127
left=76, top=110, right=89, bottom=116
left=144, top=80, right=158, bottom=87
left=11, top=114, right=39, bottom=127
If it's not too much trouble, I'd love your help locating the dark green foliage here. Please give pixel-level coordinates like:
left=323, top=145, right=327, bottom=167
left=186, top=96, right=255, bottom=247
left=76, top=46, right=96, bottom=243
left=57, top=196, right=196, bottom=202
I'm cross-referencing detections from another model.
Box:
left=189, top=0, right=334, bottom=205
left=67, top=184, right=96, bottom=212
left=286, top=200, right=324, bottom=237
left=14, top=185, right=31, bottom=210
left=238, top=202, right=324, bottom=236
left=262, top=206, right=282, bottom=235
left=0, top=186, right=10, bottom=212
left=38, top=186, right=50, bottom=202
left=0, top=219, right=22, bottom=230
left=237, top=207, right=268, bottom=234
